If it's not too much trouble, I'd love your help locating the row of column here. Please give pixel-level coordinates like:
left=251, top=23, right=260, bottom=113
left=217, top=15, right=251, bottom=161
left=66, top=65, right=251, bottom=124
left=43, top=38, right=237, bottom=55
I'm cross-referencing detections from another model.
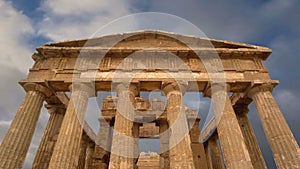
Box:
left=32, top=104, right=65, bottom=169
left=204, top=84, right=300, bottom=169
left=249, top=85, right=300, bottom=169
left=0, top=83, right=52, bottom=169
left=0, top=82, right=299, bottom=169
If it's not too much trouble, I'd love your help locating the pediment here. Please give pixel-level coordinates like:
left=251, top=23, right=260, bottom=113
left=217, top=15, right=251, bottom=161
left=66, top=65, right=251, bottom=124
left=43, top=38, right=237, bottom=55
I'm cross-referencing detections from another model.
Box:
left=36, top=30, right=271, bottom=60
left=44, top=30, right=265, bottom=50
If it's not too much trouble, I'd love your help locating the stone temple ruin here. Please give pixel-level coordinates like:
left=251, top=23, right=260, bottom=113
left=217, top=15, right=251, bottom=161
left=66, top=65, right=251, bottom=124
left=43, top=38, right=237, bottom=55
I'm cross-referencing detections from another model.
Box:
left=0, top=30, right=299, bottom=169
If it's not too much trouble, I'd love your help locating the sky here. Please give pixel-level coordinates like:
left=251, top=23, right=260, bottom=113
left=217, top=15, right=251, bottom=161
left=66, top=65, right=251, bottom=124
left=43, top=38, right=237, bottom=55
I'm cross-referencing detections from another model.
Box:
left=0, top=0, right=299, bottom=168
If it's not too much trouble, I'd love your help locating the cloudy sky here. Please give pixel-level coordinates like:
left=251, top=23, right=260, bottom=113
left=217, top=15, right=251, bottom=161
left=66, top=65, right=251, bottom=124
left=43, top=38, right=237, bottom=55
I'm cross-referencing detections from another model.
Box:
left=0, top=0, right=299, bottom=168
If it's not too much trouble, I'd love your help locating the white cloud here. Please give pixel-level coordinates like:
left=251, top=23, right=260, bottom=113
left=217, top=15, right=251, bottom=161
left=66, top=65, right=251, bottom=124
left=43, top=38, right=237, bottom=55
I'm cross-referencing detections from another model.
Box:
left=0, top=1, right=46, bottom=168
left=42, top=0, right=129, bottom=16
left=38, top=0, right=134, bottom=41
left=0, top=0, right=35, bottom=135
left=0, top=0, right=34, bottom=73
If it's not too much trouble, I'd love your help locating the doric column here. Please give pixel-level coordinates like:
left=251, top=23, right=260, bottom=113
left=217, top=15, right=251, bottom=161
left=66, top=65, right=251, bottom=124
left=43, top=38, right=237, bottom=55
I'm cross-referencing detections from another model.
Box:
left=49, top=83, right=94, bottom=169
left=159, top=120, right=170, bottom=169
left=208, top=134, right=224, bottom=169
left=32, top=104, right=65, bottom=169
left=162, top=81, right=195, bottom=169
left=234, top=104, right=267, bottom=169
left=77, top=135, right=88, bottom=169
left=109, top=84, right=139, bottom=169
left=248, top=85, right=300, bottom=169
left=85, top=142, right=95, bottom=169
left=92, top=116, right=112, bottom=168
left=204, top=142, right=213, bottom=169
left=0, top=83, right=51, bottom=169
left=208, top=83, right=253, bottom=169
left=132, top=121, right=140, bottom=169
left=187, top=114, right=208, bottom=169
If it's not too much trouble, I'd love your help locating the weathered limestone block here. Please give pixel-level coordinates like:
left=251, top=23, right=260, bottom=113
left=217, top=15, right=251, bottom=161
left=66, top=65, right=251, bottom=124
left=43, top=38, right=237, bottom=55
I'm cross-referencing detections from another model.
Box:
left=137, top=152, right=160, bottom=169
left=139, top=123, right=159, bottom=137
left=92, top=146, right=110, bottom=169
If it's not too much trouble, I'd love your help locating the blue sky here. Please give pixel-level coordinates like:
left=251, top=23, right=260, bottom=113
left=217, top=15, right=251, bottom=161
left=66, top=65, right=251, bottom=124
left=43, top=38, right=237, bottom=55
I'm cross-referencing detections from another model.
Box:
left=0, top=0, right=299, bottom=168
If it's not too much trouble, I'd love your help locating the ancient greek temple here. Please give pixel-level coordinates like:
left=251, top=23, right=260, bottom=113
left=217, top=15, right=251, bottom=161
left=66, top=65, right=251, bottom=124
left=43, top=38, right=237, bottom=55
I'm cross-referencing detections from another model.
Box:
left=0, top=30, right=299, bottom=169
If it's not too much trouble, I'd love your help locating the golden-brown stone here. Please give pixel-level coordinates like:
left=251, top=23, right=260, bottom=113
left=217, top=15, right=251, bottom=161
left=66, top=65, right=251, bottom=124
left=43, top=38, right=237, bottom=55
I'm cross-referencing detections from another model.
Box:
left=1, top=30, right=298, bottom=169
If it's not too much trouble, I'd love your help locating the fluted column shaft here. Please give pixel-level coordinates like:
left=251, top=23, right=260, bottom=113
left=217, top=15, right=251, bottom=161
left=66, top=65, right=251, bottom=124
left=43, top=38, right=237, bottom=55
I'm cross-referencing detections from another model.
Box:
left=0, top=83, right=50, bottom=169
left=163, top=82, right=195, bottom=169
left=109, top=84, right=138, bottom=169
left=210, top=84, right=253, bottom=169
left=208, top=134, right=224, bottom=169
left=249, top=86, right=300, bottom=169
left=235, top=104, right=267, bottom=169
left=77, top=136, right=88, bottom=169
left=92, top=117, right=112, bottom=168
left=85, top=142, right=95, bottom=169
left=159, top=122, right=170, bottom=169
left=32, top=105, right=65, bottom=169
left=132, top=122, right=140, bottom=169
left=49, top=83, right=93, bottom=169
left=188, top=117, right=208, bottom=169
left=204, top=143, right=213, bottom=169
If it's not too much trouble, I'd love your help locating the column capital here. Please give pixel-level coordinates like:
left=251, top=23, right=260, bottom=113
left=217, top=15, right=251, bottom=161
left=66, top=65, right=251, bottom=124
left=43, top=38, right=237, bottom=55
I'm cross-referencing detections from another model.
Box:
left=247, top=84, right=274, bottom=98
left=233, top=104, right=249, bottom=115
left=210, top=132, right=219, bottom=140
left=81, top=133, right=90, bottom=144
left=113, top=83, right=139, bottom=96
left=69, top=82, right=95, bottom=97
left=98, top=116, right=113, bottom=125
left=186, top=109, right=200, bottom=122
left=203, top=83, right=229, bottom=98
left=157, top=115, right=168, bottom=125
left=162, top=81, right=188, bottom=95
left=45, top=104, right=66, bottom=115
left=23, top=83, right=52, bottom=97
